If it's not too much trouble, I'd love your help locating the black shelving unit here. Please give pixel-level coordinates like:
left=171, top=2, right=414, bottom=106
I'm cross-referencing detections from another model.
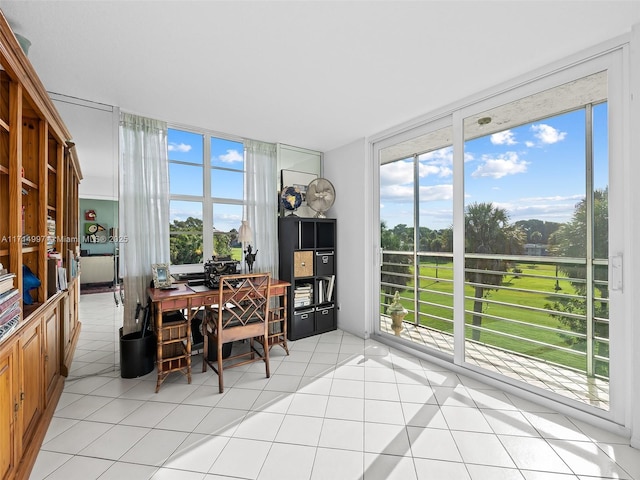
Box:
left=278, top=217, right=337, bottom=340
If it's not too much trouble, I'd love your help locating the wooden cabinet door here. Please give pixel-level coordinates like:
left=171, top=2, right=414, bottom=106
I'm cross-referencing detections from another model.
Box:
left=0, top=343, right=16, bottom=480
left=44, top=308, right=60, bottom=403
left=17, top=320, right=43, bottom=456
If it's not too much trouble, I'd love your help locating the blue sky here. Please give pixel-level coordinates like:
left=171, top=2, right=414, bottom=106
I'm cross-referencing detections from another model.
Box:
left=168, top=129, right=245, bottom=232
left=380, top=103, right=608, bottom=230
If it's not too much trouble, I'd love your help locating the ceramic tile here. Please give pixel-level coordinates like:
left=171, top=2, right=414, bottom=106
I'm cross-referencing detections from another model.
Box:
left=407, top=426, right=463, bottom=462
left=119, top=429, right=189, bottom=466
left=79, top=424, right=150, bottom=460
left=208, top=437, right=271, bottom=479
left=310, top=447, right=364, bottom=480
left=451, top=430, right=516, bottom=468
left=233, top=411, right=285, bottom=442
left=363, top=453, right=418, bottom=480
left=163, top=433, right=229, bottom=473
left=274, top=414, right=323, bottom=446
left=318, top=417, right=364, bottom=451
left=193, top=406, right=247, bottom=436
left=257, top=442, right=316, bottom=480
left=364, top=422, right=411, bottom=456
left=42, top=455, right=113, bottom=480
left=412, top=458, right=471, bottom=480
left=32, top=294, right=636, bottom=480
left=499, top=435, right=573, bottom=474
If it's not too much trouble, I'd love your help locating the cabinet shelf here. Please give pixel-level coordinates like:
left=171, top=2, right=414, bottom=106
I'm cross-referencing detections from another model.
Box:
left=0, top=118, right=8, bottom=132
left=0, top=165, right=7, bottom=175
left=21, top=177, right=38, bottom=189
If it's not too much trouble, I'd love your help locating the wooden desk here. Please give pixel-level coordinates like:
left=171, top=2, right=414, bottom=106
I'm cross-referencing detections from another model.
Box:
left=148, top=279, right=290, bottom=392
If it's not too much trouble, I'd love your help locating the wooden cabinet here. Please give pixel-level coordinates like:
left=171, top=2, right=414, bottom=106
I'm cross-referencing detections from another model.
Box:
left=278, top=217, right=337, bottom=340
left=0, top=10, right=81, bottom=480
left=0, top=343, right=17, bottom=480
left=43, top=306, right=59, bottom=403
left=16, top=320, right=42, bottom=457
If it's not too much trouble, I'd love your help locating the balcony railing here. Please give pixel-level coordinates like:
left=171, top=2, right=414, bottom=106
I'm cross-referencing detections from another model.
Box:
left=380, top=250, right=610, bottom=385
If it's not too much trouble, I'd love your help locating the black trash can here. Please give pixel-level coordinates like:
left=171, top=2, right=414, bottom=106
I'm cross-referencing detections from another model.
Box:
left=120, top=327, right=156, bottom=378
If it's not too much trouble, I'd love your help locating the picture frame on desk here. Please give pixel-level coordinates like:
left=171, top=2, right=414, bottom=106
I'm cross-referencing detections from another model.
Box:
left=152, top=263, right=172, bottom=288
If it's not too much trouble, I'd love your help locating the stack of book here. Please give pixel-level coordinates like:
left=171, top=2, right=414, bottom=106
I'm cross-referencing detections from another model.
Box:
left=47, top=216, right=56, bottom=252
left=294, top=283, right=313, bottom=308
left=0, top=273, right=20, bottom=341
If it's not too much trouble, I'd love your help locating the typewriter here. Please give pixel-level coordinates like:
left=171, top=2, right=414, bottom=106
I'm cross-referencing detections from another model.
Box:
left=203, top=256, right=240, bottom=288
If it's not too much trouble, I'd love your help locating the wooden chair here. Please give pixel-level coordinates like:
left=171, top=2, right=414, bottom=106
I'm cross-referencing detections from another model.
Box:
left=202, top=272, right=271, bottom=393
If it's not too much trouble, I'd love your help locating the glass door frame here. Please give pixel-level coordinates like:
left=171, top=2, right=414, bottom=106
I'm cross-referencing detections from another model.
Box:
left=371, top=47, right=627, bottom=426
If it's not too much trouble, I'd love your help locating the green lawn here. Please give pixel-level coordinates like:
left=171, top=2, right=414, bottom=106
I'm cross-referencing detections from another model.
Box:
left=382, top=260, right=608, bottom=375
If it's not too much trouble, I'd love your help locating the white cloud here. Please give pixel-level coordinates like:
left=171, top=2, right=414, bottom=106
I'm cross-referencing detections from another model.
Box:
left=531, top=124, right=567, bottom=144
left=380, top=184, right=414, bottom=200
left=471, top=152, right=528, bottom=179
left=168, top=142, right=192, bottom=153
left=380, top=160, right=414, bottom=187
left=419, top=184, right=453, bottom=201
left=525, top=141, right=535, bottom=148
left=491, top=130, right=517, bottom=145
left=218, top=149, right=243, bottom=164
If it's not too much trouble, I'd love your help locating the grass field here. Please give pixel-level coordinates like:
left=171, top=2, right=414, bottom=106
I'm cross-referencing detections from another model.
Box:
left=382, top=259, right=610, bottom=376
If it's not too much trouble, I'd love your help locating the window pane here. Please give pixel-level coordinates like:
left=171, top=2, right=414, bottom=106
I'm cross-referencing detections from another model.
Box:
left=211, top=137, right=244, bottom=170
left=379, top=158, right=414, bottom=252
left=418, top=145, right=453, bottom=252
left=169, top=200, right=203, bottom=265
left=211, top=169, right=243, bottom=200
left=212, top=203, right=243, bottom=260
left=593, top=102, right=608, bottom=260
left=170, top=163, right=203, bottom=196
left=168, top=129, right=203, bottom=165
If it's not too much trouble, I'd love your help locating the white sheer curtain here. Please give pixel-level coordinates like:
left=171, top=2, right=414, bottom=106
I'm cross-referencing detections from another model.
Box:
left=244, top=139, right=278, bottom=277
left=119, top=113, right=169, bottom=334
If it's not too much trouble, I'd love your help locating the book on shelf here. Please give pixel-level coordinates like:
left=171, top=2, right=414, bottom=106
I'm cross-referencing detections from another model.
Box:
left=317, top=275, right=335, bottom=304
left=0, top=302, right=20, bottom=326
left=0, top=273, right=16, bottom=294
left=0, top=289, right=19, bottom=315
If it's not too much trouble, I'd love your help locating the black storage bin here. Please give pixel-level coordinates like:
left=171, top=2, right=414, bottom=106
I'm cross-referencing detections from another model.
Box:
left=119, top=327, right=156, bottom=378
left=315, top=251, right=334, bottom=276
left=316, top=304, right=336, bottom=333
left=292, top=308, right=315, bottom=339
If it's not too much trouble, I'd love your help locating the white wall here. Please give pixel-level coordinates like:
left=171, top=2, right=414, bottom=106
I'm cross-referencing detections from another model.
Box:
left=323, top=138, right=369, bottom=338
left=51, top=94, right=119, bottom=200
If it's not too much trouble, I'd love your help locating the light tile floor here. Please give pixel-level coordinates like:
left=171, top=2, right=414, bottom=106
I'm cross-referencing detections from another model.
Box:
left=31, top=292, right=639, bottom=480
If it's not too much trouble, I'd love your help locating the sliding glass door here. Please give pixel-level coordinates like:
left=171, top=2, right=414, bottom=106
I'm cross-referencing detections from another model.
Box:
left=379, top=125, right=455, bottom=357
left=376, top=54, right=623, bottom=417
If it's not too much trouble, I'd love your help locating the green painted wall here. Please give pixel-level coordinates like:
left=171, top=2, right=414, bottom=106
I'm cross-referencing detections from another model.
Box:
left=80, top=199, right=118, bottom=255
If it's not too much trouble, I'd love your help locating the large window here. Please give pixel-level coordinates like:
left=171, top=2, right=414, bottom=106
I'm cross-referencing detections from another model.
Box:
left=168, top=128, right=245, bottom=266
left=377, top=65, right=619, bottom=415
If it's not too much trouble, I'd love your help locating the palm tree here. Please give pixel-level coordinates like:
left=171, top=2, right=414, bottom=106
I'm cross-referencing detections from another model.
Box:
left=465, top=202, right=525, bottom=341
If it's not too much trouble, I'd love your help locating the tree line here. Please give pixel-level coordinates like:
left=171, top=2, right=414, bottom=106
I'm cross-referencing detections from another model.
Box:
left=381, top=188, right=609, bottom=366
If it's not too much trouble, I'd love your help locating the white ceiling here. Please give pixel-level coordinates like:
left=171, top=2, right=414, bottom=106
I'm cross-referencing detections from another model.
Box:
left=2, top=1, right=640, bottom=154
